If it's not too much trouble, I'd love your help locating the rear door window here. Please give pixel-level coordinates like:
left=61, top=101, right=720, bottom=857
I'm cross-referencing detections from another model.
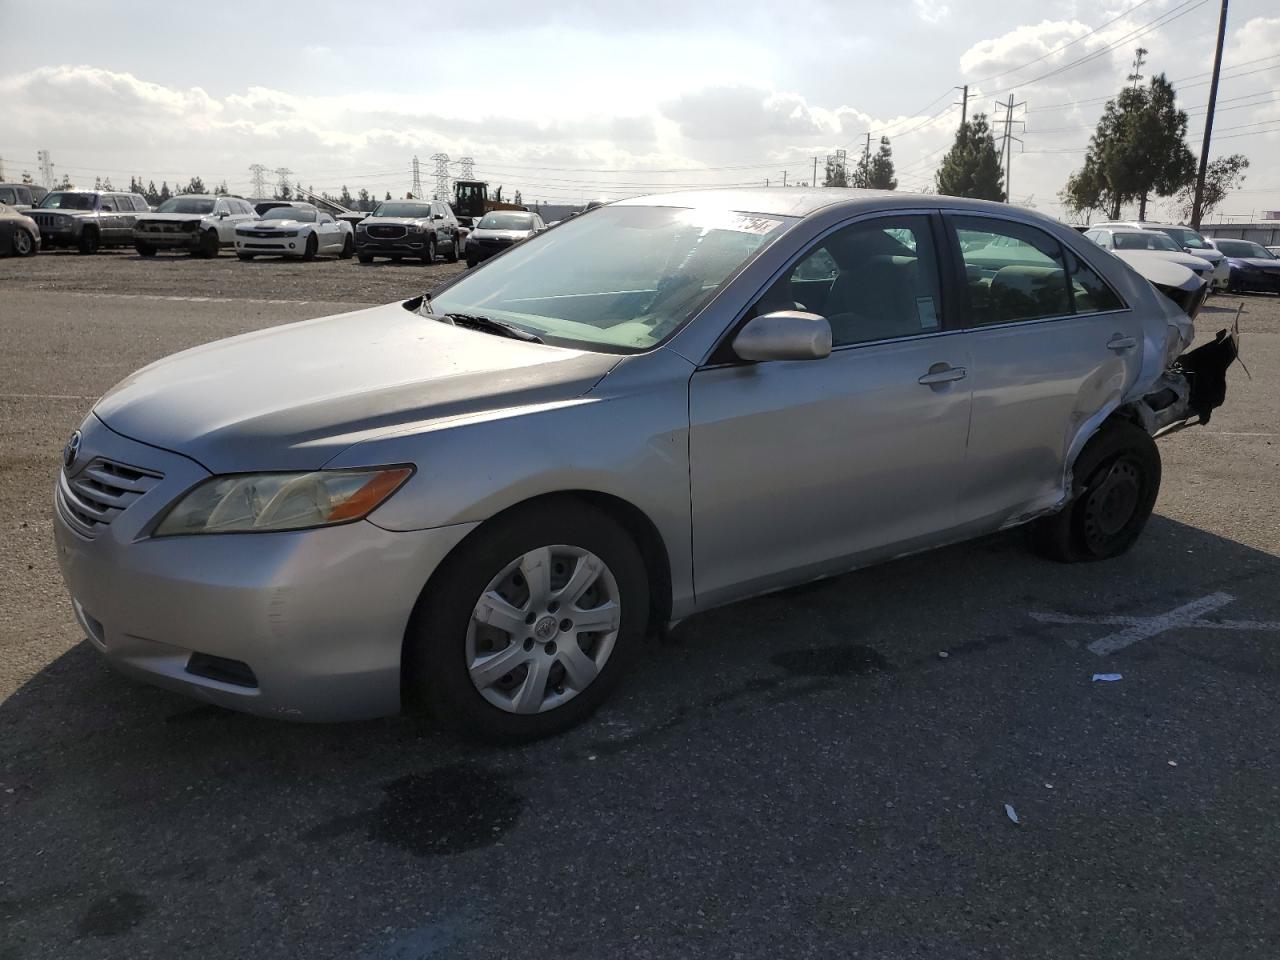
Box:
left=950, top=216, right=1124, bottom=325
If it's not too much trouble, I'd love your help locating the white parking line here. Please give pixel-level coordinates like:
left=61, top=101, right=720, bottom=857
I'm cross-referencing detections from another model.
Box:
left=53, top=291, right=317, bottom=306
left=1030, top=592, right=1280, bottom=656
left=0, top=393, right=99, bottom=401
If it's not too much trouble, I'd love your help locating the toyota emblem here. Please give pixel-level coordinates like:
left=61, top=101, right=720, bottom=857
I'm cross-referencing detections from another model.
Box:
left=63, top=430, right=81, bottom=471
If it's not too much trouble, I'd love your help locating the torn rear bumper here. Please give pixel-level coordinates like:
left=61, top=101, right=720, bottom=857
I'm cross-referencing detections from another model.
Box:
left=1137, top=328, right=1239, bottom=436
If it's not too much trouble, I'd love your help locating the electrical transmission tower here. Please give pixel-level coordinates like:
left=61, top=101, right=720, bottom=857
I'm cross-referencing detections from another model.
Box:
left=274, top=167, right=293, bottom=199
left=458, top=156, right=474, bottom=180
left=430, top=153, right=450, bottom=201
left=37, top=149, right=54, bottom=189
left=994, top=95, right=1026, bottom=203
left=411, top=156, right=423, bottom=198
left=824, top=148, right=847, bottom=186
left=249, top=163, right=269, bottom=199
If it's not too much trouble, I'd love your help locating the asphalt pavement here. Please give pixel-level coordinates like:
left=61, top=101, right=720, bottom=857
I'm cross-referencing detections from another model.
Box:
left=1, top=253, right=1278, bottom=960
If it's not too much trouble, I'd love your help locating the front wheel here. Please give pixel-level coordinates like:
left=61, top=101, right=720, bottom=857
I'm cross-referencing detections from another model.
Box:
left=302, top=233, right=318, bottom=261
left=445, top=237, right=459, bottom=263
left=194, top=229, right=219, bottom=258
left=405, top=500, right=649, bottom=742
left=1030, top=421, right=1161, bottom=563
left=77, top=229, right=100, bottom=255
left=339, top=234, right=354, bottom=259
left=135, top=241, right=157, bottom=257
left=421, top=237, right=435, bottom=264
left=357, top=252, right=374, bottom=264
left=14, top=228, right=37, bottom=257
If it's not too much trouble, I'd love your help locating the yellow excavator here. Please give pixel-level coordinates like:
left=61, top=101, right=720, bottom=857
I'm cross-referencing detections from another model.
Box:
left=450, top=180, right=526, bottom=226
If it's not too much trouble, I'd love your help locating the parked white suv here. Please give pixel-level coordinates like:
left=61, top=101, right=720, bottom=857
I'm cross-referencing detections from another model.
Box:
left=1083, top=227, right=1215, bottom=282
left=134, top=195, right=258, bottom=258
left=1092, top=221, right=1229, bottom=290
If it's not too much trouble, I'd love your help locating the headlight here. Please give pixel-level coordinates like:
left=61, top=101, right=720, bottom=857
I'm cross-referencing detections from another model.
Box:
left=408, top=223, right=425, bottom=234
left=356, top=223, right=368, bottom=232
left=154, top=467, right=413, bottom=536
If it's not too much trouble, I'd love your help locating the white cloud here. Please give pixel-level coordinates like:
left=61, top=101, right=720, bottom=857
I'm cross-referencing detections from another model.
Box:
left=913, top=0, right=951, bottom=24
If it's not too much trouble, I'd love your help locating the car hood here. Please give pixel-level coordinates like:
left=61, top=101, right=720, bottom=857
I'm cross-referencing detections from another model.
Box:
left=246, top=219, right=310, bottom=230
left=361, top=217, right=429, bottom=228
left=1228, top=257, right=1280, bottom=270
left=94, top=300, right=621, bottom=473
left=1111, top=251, right=1203, bottom=291
left=471, top=228, right=533, bottom=241
left=1111, top=249, right=1212, bottom=272
left=137, top=212, right=212, bottom=224
left=1185, top=247, right=1223, bottom=263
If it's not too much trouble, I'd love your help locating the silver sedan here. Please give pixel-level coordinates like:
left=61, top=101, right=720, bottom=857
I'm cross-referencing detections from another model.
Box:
left=53, top=189, right=1235, bottom=741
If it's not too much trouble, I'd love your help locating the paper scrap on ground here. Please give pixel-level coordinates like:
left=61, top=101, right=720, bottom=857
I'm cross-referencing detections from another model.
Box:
left=1092, top=673, right=1123, bottom=682
left=1004, top=803, right=1019, bottom=824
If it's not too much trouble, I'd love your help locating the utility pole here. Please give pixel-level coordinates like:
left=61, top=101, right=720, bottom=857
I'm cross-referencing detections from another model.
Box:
left=781, top=170, right=787, bottom=187
left=955, top=85, right=971, bottom=129
left=1191, top=0, right=1229, bottom=229
left=812, top=156, right=819, bottom=189
left=994, top=95, right=1026, bottom=203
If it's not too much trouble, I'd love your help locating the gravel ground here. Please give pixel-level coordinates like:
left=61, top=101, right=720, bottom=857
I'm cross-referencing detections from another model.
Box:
left=1, top=252, right=1278, bottom=960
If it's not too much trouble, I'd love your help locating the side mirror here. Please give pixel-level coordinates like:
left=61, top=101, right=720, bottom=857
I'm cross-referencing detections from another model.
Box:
left=732, top=310, right=832, bottom=362
left=218, top=211, right=229, bottom=218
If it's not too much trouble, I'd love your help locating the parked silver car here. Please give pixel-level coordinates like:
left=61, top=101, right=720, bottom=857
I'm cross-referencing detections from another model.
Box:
left=53, top=189, right=1235, bottom=740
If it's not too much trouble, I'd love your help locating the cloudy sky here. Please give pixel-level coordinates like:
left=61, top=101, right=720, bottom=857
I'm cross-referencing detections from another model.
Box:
left=1, top=0, right=1276, bottom=221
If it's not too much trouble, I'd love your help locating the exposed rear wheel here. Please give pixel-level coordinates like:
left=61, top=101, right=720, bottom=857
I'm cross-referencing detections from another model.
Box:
left=1030, top=420, right=1161, bottom=563
left=405, top=500, right=649, bottom=742
left=135, top=241, right=156, bottom=257
left=302, top=233, right=318, bottom=261
left=339, top=234, right=354, bottom=259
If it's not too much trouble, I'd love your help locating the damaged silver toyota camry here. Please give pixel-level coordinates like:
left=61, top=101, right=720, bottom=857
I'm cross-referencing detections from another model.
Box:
left=53, top=189, right=1236, bottom=741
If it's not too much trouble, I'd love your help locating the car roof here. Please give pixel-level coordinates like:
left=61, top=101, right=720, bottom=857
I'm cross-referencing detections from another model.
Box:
left=613, top=187, right=1067, bottom=228
left=1093, top=220, right=1195, bottom=230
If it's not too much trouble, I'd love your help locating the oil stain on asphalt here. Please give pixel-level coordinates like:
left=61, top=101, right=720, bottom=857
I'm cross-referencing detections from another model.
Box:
left=304, top=764, right=521, bottom=856
left=75, top=890, right=150, bottom=938
left=770, top=644, right=893, bottom=677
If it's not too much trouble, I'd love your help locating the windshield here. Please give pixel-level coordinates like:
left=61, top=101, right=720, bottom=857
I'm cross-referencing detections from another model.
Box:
left=373, top=202, right=432, bottom=218
left=0, top=187, right=23, bottom=204
left=1157, top=227, right=1211, bottom=250
left=156, top=197, right=216, bottom=214
left=427, top=205, right=792, bottom=353
left=39, top=192, right=96, bottom=210
left=264, top=206, right=316, bottom=222
left=1114, top=231, right=1181, bottom=252
left=477, top=212, right=535, bottom=230
left=1215, top=239, right=1274, bottom=259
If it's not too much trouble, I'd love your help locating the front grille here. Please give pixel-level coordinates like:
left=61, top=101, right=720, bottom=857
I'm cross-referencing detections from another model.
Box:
left=477, top=237, right=515, bottom=248
left=58, top=458, right=163, bottom=539
left=142, top=222, right=189, bottom=234
left=32, top=212, right=72, bottom=229
left=240, top=229, right=294, bottom=239
left=368, top=224, right=408, bottom=239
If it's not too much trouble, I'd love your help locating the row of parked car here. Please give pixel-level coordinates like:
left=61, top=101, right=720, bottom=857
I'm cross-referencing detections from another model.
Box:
left=0, top=185, right=550, bottom=268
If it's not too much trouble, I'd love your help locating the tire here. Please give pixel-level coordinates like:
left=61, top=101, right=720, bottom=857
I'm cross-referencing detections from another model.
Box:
left=357, top=253, right=374, bottom=264
left=77, top=228, right=100, bottom=255
left=339, top=234, right=354, bottom=259
left=194, top=229, right=220, bottom=258
left=302, top=233, right=318, bottom=261
left=237, top=253, right=255, bottom=261
left=466, top=256, right=477, bottom=269
left=134, top=241, right=156, bottom=258
left=1030, top=420, right=1161, bottom=563
left=421, top=237, right=435, bottom=264
left=14, top=228, right=37, bottom=257
left=445, top=237, right=459, bottom=263
left=405, top=499, right=649, bottom=743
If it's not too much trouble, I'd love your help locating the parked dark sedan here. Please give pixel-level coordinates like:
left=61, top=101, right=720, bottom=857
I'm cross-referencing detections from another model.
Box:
left=355, top=200, right=459, bottom=263
left=1208, top=238, right=1280, bottom=294
left=0, top=202, right=40, bottom=256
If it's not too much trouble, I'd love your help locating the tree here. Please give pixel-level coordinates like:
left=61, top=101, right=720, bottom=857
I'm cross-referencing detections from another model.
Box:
left=822, top=156, right=848, bottom=187
left=1061, top=53, right=1194, bottom=220
left=934, top=114, right=1005, bottom=201
left=185, top=176, right=206, bottom=195
left=213, top=180, right=229, bottom=195
left=339, top=184, right=354, bottom=207
left=129, top=176, right=145, bottom=194
left=94, top=176, right=102, bottom=190
left=1176, top=154, right=1249, bottom=224
left=158, top=181, right=171, bottom=203
left=21, top=171, right=33, bottom=184
left=860, top=136, right=897, bottom=190
left=145, top=180, right=160, bottom=205
left=357, top=187, right=371, bottom=211
left=513, top=189, right=523, bottom=206
left=277, top=181, right=291, bottom=201
left=384, top=191, right=392, bottom=201
left=54, top=175, right=73, bottom=190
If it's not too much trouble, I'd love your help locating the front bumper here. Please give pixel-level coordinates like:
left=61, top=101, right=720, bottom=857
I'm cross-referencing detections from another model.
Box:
left=38, top=227, right=80, bottom=246
left=235, top=234, right=304, bottom=256
left=467, top=241, right=514, bottom=263
left=1229, top=268, right=1280, bottom=293
left=356, top=234, right=427, bottom=254
left=134, top=229, right=200, bottom=249
left=53, top=415, right=476, bottom=721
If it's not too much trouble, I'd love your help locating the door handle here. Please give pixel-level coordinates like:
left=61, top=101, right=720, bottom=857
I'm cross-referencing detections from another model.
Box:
left=918, top=365, right=967, bottom=385
left=1107, top=335, right=1137, bottom=352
